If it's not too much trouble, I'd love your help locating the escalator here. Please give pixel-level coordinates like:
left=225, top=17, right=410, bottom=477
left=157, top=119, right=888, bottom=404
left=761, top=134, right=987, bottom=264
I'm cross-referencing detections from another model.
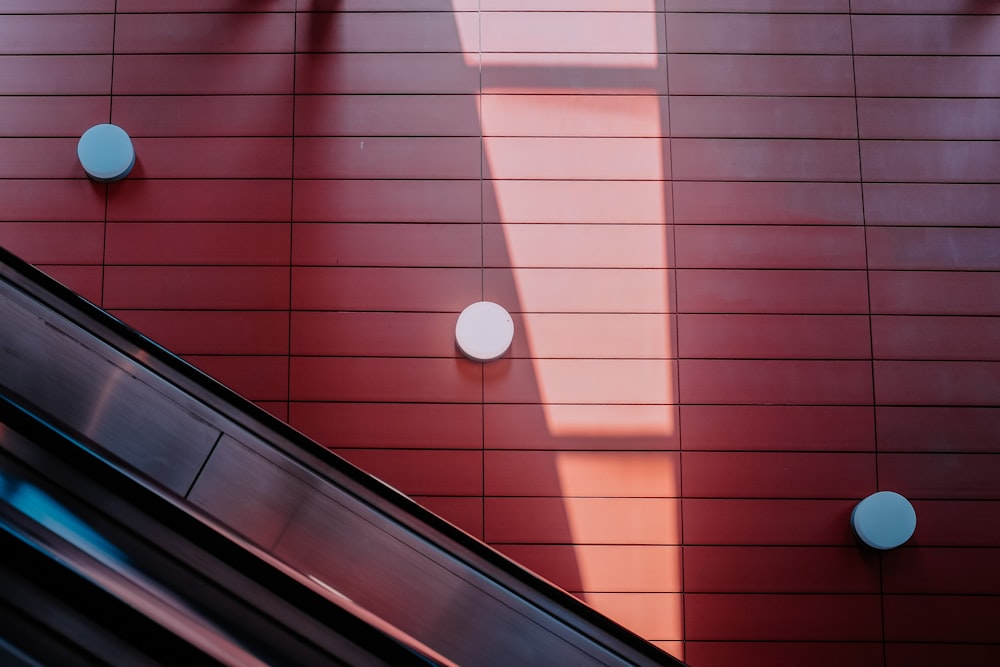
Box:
left=0, top=247, right=683, bottom=666
left=0, top=394, right=448, bottom=666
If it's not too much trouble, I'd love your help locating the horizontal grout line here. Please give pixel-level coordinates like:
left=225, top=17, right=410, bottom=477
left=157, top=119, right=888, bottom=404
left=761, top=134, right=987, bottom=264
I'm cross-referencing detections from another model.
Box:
left=489, top=543, right=818, bottom=549
left=15, top=135, right=1000, bottom=141
left=21, top=222, right=1000, bottom=229
left=103, top=310, right=1000, bottom=318
left=64, top=308, right=1000, bottom=317
left=680, top=639, right=1000, bottom=647
left=481, top=542, right=685, bottom=549
left=28, top=51, right=1000, bottom=59
left=665, top=592, right=1000, bottom=598
left=382, top=448, right=1000, bottom=454
left=284, top=400, right=1000, bottom=409
left=136, top=352, right=1000, bottom=363
left=481, top=494, right=902, bottom=501
left=266, top=354, right=1000, bottom=363
left=6, top=10, right=996, bottom=15
left=20, top=175, right=1000, bottom=186
left=3, top=92, right=997, bottom=100
left=462, top=494, right=679, bottom=499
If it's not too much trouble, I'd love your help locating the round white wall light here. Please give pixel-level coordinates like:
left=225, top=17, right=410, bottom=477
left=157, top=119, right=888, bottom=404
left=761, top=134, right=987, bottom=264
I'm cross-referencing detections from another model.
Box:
left=851, top=491, right=917, bottom=550
left=78, top=123, right=135, bottom=182
left=455, top=301, right=513, bottom=362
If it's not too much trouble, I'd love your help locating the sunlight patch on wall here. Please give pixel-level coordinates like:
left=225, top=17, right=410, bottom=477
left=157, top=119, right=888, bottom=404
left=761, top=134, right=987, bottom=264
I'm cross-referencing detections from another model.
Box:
left=554, top=450, right=678, bottom=497
left=484, top=128, right=674, bottom=436
left=555, top=451, right=683, bottom=651
left=536, top=405, right=675, bottom=438
left=448, top=8, right=479, bottom=67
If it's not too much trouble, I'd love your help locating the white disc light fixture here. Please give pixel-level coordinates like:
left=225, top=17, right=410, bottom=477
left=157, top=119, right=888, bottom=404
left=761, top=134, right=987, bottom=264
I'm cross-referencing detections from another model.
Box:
left=455, top=301, right=514, bottom=362
left=851, top=491, right=917, bottom=550
left=78, top=123, right=135, bottom=182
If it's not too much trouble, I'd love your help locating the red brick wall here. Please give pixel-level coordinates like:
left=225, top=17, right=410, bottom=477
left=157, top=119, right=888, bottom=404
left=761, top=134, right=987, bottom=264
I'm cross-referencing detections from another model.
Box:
left=2, top=2, right=1000, bottom=664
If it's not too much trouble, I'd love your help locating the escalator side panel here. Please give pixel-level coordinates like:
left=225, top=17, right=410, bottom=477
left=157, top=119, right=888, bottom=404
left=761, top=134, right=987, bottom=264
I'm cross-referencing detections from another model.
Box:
left=0, top=281, right=220, bottom=495
left=274, top=486, right=602, bottom=667
left=187, top=435, right=309, bottom=551
left=191, top=435, right=610, bottom=667
left=0, top=405, right=447, bottom=667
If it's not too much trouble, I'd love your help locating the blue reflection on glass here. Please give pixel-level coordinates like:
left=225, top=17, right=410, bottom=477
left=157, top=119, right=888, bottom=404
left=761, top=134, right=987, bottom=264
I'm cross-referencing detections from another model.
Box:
left=0, top=469, right=126, bottom=564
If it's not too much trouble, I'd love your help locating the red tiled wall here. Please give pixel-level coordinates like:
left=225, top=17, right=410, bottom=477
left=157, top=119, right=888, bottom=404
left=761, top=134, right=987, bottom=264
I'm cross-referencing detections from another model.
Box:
left=2, top=2, right=1000, bottom=665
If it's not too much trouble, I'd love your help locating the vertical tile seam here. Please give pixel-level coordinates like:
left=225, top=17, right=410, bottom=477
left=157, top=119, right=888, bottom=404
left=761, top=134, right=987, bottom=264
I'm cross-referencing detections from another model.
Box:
left=847, top=6, right=878, bottom=491
left=478, top=0, right=486, bottom=541
left=662, top=6, right=686, bottom=654
left=848, top=4, right=887, bottom=664
left=101, top=0, right=118, bottom=309
left=287, top=5, right=298, bottom=422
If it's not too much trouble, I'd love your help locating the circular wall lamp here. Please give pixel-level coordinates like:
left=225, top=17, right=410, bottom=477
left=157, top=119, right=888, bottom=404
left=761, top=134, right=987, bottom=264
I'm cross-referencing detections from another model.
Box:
left=78, top=123, right=135, bottom=182
left=455, top=301, right=514, bottom=362
left=851, top=491, right=916, bottom=550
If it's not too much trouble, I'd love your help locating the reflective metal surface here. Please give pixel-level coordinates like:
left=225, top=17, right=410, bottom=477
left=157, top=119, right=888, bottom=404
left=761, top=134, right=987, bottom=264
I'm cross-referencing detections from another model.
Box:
left=0, top=399, right=448, bottom=667
left=193, top=435, right=601, bottom=666
left=0, top=281, right=220, bottom=495
left=187, top=434, right=309, bottom=551
left=0, top=249, right=683, bottom=666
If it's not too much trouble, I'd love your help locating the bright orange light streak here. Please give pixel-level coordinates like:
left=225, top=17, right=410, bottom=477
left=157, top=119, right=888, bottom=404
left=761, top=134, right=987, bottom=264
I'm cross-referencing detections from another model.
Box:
left=555, top=452, right=683, bottom=648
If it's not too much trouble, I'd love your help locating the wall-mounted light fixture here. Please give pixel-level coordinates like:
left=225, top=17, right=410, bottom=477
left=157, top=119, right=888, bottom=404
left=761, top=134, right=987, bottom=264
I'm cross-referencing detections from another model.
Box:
left=455, top=301, right=514, bottom=362
left=851, top=491, right=917, bottom=550
left=77, top=124, right=135, bottom=182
